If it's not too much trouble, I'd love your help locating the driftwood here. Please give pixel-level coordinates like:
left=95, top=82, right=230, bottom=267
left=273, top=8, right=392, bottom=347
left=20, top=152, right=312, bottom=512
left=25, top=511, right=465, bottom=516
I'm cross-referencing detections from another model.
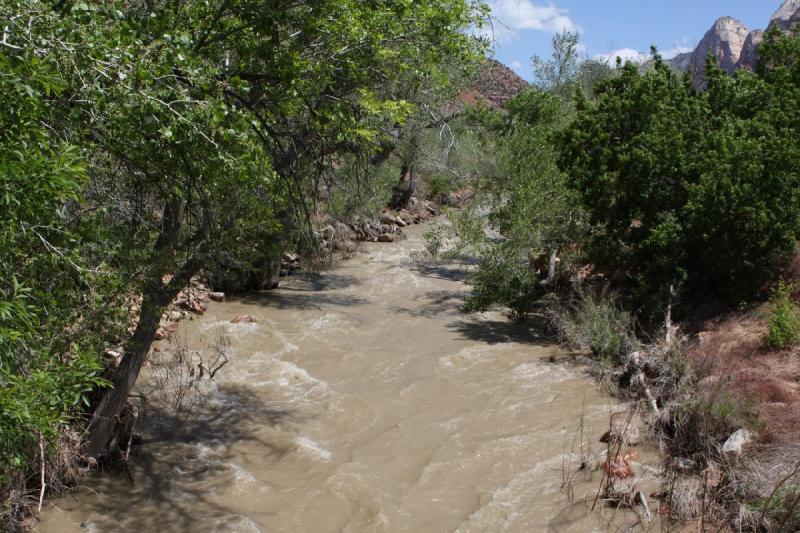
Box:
left=629, top=351, right=659, bottom=414
left=38, top=433, right=45, bottom=513
left=636, top=490, right=652, bottom=522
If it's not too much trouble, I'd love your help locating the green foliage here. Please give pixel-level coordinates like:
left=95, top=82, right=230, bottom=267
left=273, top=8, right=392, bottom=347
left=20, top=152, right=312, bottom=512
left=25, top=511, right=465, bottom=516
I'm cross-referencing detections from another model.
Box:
left=757, top=484, right=800, bottom=531
left=424, top=54, right=588, bottom=318
left=505, top=89, right=563, bottom=128
left=767, top=280, right=800, bottom=350
left=425, top=173, right=456, bottom=202
left=556, top=293, right=639, bottom=364
left=530, top=31, right=615, bottom=102
left=456, top=94, right=583, bottom=316
left=0, top=15, right=112, bottom=487
left=560, top=40, right=800, bottom=309
left=462, top=243, right=542, bottom=318
left=0, top=0, right=489, bottom=513
left=667, top=390, right=758, bottom=460
left=531, top=31, right=581, bottom=99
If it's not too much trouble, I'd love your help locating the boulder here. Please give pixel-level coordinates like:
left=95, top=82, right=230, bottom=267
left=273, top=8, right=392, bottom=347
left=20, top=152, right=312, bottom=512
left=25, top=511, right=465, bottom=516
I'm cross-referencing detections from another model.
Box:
left=721, top=428, right=753, bottom=460
left=398, top=210, right=414, bottom=225
left=379, top=213, right=404, bottom=227
left=231, top=314, right=257, bottom=324
left=209, top=292, right=225, bottom=302
left=377, top=234, right=395, bottom=243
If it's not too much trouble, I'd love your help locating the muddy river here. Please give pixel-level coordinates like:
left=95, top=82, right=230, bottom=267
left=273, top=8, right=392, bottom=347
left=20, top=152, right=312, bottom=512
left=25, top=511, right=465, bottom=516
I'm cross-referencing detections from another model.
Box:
left=38, top=224, right=657, bottom=532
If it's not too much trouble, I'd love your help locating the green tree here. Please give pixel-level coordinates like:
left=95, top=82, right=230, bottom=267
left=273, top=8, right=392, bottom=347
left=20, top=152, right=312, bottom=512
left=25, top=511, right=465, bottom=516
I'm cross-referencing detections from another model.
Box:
left=560, top=44, right=800, bottom=310
left=531, top=31, right=581, bottom=99
left=0, top=4, right=110, bottom=493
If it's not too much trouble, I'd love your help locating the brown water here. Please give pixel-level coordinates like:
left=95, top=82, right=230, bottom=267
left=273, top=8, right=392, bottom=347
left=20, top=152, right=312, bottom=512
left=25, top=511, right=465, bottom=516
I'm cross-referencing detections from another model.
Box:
left=38, top=225, right=657, bottom=532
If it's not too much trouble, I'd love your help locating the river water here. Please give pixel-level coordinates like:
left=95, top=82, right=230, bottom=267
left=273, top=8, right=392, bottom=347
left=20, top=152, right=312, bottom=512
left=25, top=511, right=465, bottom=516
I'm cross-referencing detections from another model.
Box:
left=38, top=224, right=657, bottom=532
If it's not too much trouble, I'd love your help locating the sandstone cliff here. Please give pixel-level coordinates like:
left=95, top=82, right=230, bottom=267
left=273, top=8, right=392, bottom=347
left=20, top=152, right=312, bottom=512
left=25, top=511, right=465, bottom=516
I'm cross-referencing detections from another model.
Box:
left=670, top=0, right=800, bottom=81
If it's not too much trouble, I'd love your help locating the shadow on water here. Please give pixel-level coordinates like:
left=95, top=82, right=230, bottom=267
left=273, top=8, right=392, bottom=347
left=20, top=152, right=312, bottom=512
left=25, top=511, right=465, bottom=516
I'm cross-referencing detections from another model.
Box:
left=65, top=384, right=302, bottom=531
left=447, top=315, right=555, bottom=346
left=279, top=272, right=362, bottom=292
left=231, top=273, right=369, bottom=311
left=408, top=260, right=475, bottom=283
left=388, top=289, right=470, bottom=319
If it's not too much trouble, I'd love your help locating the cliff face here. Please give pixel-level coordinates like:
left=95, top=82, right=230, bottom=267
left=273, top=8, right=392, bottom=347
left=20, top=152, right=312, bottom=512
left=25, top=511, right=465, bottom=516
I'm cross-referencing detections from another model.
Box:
left=736, top=30, right=764, bottom=71
left=668, top=17, right=750, bottom=85
left=772, top=0, right=800, bottom=29
left=670, top=1, right=800, bottom=82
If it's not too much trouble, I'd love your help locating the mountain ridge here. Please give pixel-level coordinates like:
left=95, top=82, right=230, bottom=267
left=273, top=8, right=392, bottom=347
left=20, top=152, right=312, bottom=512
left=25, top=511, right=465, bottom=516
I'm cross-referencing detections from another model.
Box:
left=669, top=0, right=800, bottom=83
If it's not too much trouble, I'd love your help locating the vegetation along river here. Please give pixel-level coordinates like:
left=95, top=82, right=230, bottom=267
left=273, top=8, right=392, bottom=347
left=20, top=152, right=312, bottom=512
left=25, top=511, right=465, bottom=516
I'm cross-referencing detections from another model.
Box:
left=38, top=224, right=658, bottom=532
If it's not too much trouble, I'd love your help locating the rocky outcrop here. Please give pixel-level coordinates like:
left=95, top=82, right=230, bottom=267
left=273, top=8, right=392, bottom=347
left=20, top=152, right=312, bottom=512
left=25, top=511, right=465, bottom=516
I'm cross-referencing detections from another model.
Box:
left=448, top=59, right=529, bottom=115
left=736, top=30, right=764, bottom=71
left=772, top=0, right=800, bottom=30
left=670, top=17, right=750, bottom=86
left=472, top=59, right=529, bottom=109
left=772, top=4, right=800, bottom=32
left=673, top=1, right=800, bottom=78
left=669, top=51, right=693, bottom=72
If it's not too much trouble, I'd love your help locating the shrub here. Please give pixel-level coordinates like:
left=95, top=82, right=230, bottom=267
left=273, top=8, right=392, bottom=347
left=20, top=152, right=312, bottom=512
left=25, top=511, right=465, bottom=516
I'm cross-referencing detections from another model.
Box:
left=768, top=280, right=800, bottom=350
left=559, top=38, right=800, bottom=310
left=425, top=173, right=454, bottom=202
left=556, top=293, right=639, bottom=364
left=462, top=244, right=542, bottom=319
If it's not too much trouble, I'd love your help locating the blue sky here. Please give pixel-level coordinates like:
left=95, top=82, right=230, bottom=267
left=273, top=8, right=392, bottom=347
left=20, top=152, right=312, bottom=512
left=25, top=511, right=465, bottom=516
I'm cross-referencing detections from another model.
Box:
left=486, top=1, right=778, bottom=80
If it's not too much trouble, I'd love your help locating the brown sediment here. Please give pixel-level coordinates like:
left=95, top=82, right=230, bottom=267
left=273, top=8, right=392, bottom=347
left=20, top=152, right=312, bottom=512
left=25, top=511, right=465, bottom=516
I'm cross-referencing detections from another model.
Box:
left=37, top=223, right=660, bottom=532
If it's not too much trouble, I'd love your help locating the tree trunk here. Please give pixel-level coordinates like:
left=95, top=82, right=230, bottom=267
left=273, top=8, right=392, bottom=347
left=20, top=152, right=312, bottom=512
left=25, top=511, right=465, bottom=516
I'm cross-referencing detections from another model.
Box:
left=84, top=278, right=186, bottom=458
left=85, top=199, right=201, bottom=458
left=390, top=162, right=418, bottom=210
left=257, top=248, right=283, bottom=290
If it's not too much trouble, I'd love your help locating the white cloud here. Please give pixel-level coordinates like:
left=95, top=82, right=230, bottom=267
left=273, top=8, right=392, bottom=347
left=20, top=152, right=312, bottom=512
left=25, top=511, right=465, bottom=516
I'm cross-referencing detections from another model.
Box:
left=594, top=48, right=649, bottom=65
left=485, top=1, right=578, bottom=43
left=593, top=37, right=696, bottom=66
left=511, top=60, right=525, bottom=69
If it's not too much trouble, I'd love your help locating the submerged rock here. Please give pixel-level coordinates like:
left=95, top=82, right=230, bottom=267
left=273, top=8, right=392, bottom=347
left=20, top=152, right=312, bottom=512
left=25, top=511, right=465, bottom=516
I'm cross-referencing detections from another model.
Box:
left=231, top=314, right=257, bottom=324
left=209, top=292, right=225, bottom=302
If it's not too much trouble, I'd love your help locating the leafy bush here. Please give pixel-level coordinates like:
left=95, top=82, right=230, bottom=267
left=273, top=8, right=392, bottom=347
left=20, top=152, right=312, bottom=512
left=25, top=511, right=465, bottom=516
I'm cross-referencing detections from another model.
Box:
left=768, top=280, right=800, bottom=350
left=425, top=173, right=455, bottom=202
left=462, top=244, right=542, bottom=319
left=556, top=293, right=639, bottom=364
left=560, top=40, right=800, bottom=310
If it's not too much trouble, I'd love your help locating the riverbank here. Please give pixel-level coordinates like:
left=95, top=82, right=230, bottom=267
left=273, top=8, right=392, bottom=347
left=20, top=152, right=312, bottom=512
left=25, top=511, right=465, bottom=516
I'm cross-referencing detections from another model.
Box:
left=550, top=277, right=800, bottom=529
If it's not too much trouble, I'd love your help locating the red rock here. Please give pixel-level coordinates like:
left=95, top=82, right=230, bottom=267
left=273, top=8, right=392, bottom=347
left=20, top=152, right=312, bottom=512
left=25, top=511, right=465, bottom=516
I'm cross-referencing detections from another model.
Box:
left=604, top=453, right=635, bottom=479
left=231, top=314, right=256, bottom=324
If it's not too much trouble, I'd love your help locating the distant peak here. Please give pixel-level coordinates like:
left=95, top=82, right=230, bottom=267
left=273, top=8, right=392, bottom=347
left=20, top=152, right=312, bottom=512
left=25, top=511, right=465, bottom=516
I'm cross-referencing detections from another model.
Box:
left=709, top=16, right=749, bottom=34
left=714, top=16, right=747, bottom=27
left=772, top=0, right=800, bottom=22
